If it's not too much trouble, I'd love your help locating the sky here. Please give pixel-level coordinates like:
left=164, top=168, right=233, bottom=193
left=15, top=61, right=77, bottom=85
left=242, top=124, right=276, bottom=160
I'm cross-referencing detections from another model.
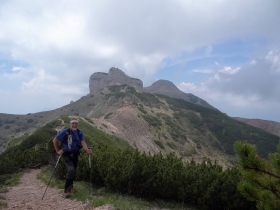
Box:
left=0, top=0, right=280, bottom=123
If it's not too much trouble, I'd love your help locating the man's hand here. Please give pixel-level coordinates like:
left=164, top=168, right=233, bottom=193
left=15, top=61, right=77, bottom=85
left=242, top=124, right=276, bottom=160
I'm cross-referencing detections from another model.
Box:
left=57, top=149, right=64, bottom=155
left=86, top=148, right=92, bottom=154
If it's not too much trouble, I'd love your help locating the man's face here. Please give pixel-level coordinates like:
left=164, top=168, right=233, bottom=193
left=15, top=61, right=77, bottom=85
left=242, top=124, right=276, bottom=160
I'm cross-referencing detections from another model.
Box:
left=71, top=122, right=78, bottom=130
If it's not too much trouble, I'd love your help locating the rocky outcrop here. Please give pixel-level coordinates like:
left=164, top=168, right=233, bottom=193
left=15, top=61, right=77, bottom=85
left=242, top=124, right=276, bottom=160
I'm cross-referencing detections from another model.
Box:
left=89, top=67, right=143, bottom=92
left=89, top=68, right=215, bottom=109
left=144, top=80, right=215, bottom=109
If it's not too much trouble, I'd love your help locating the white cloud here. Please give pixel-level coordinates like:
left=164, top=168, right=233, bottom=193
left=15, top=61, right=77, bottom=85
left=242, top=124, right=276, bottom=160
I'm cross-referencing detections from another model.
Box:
left=265, top=50, right=280, bottom=72
left=0, top=0, right=279, bottom=122
left=250, top=60, right=256, bottom=65
left=219, top=66, right=241, bottom=75
left=214, top=74, right=220, bottom=81
left=191, top=69, right=213, bottom=74
left=12, top=66, right=25, bottom=72
left=178, top=82, right=197, bottom=92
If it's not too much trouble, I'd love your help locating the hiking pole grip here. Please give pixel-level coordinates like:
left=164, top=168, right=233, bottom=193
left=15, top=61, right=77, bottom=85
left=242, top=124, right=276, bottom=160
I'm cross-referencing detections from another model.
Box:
left=42, top=155, right=61, bottom=200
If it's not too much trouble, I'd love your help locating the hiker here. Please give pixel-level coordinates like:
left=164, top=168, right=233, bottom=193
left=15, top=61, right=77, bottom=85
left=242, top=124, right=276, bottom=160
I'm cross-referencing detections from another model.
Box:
left=53, top=118, right=92, bottom=198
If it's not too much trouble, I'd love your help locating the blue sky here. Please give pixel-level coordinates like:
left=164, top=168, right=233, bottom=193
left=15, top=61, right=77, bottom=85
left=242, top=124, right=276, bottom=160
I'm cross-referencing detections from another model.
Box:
left=0, top=0, right=280, bottom=123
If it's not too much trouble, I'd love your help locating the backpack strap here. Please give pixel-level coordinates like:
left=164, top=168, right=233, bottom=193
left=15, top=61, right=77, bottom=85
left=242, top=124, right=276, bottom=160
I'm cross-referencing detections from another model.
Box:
left=62, top=128, right=83, bottom=150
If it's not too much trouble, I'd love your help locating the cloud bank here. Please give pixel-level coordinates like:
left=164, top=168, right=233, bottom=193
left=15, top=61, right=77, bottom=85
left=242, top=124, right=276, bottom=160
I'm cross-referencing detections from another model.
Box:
left=0, top=0, right=279, bottom=122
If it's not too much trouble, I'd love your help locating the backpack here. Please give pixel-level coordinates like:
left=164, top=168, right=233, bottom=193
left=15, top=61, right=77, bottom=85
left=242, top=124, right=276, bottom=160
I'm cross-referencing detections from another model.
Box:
left=61, top=128, right=83, bottom=150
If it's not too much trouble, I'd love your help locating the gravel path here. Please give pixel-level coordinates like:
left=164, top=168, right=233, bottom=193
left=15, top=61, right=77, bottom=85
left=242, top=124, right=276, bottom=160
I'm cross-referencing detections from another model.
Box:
left=0, top=169, right=114, bottom=210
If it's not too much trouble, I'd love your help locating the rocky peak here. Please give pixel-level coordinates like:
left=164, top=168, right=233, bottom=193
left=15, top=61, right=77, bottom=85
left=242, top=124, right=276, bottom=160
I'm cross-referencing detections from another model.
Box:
left=144, top=80, right=215, bottom=109
left=144, top=80, right=181, bottom=95
left=89, top=67, right=143, bottom=93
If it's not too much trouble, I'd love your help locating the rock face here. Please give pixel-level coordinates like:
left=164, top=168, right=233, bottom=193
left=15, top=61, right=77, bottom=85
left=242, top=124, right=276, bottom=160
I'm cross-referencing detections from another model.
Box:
left=89, top=67, right=215, bottom=109
left=89, top=67, right=143, bottom=92
left=144, top=80, right=215, bottom=109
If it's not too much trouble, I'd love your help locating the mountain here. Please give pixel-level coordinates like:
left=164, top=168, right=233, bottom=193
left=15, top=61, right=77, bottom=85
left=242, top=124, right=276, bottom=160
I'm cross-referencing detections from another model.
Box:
left=233, top=117, right=280, bottom=137
left=144, top=79, right=215, bottom=109
left=89, top=67, right=143, bottom=92
left=1, top=67, right=279, bottom=168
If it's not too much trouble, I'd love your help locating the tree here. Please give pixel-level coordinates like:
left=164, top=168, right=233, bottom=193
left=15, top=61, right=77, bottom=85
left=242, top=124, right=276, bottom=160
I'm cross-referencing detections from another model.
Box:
left=234, top=141, right=280, bottom=209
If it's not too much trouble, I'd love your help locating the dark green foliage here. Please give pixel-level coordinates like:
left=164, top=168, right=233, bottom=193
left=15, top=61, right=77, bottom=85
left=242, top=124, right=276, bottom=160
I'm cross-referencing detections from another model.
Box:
left=108, top=84, right=127, bottom=92
left=106, top=92, right=126, bottom=98
left=234, top=141, right=280, bottom=209
left=1, top=113, right=260, bottom=209
left=0, top=120, right=59, bottom=174
left=133, top=92, right=160, bottom=103
left=126, top=86, right=136, bottom=93
left=142, top=114, right=162, bottom=128
left=167, top=142, right=176, bottom=149
left=104, top=112, right=113, bottom=119
left=137, top=106, right=147, bottom=114
left=157, top=113, right=186, bottom=143
left=0, top=116, right=131, bottom=176
left=84, top=117, right=94, bottom=124
left=27, top=119, right=34, bottom=123
left=159, top=94, right=280, bottom=157
left=77, top=118, right=132, bottom=149
left=4, top=119, right=15, bottom=124
left=154, top=140, right=165, bottom=149
left=72, top=147, right=255, bottom=210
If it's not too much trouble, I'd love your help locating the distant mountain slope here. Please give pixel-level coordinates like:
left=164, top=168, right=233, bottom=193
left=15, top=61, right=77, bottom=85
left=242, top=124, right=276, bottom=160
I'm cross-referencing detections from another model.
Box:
left=233, top=117, right=280, bottom=137
left=144, top=80, right=215, bottom=109
left=1, top=67, right=279, bottom=168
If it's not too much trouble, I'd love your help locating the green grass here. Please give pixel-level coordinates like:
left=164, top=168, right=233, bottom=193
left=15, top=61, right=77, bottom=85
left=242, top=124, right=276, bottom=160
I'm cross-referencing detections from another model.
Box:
left=2, top=170, right=24, bottom=186
left=0, top=170, right=26, bottom=208
left=38, top=166, right=195, bottom=210
left=0, top=201, right=7, bottom=208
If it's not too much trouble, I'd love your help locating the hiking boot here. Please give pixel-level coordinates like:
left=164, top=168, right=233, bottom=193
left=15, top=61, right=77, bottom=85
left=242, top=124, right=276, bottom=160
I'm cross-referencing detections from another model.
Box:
left=65, top=191, right=71, bottom=198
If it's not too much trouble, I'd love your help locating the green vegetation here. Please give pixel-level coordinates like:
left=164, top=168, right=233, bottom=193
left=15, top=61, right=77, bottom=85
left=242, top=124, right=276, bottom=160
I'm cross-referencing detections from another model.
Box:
left=137, top=106, right=147, bottom=114
left=84, top=117, right=94, bottom=124
left=159, top=94, right=280, bottom=157
left=234, top=141, right=280, bottom=209
left=108, top=84, right=128, bottom=92
left=38, top=166, right=190, bottom=210
left=106, top=85, right=161, bottom=105
left=104, top=112, right=113, bottom=119
left=154, top=140, right=165, bottom=149
left=142, top=114, right=162, bottom=128
left=0, top=170, right=25, bottom=207
left=53, top=147, right=254, bottom=209
left=158, top=113, right=187, bottom=143
left=0, top=116, right=132, bottom=175
left=133, top=92, right=160, bottom=103
left=1, top=113, right=258, bottom=209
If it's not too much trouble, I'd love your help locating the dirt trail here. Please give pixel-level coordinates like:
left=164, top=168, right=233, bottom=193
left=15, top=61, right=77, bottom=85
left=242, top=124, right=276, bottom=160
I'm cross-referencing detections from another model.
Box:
left=0, top=169, right=114, bottom=210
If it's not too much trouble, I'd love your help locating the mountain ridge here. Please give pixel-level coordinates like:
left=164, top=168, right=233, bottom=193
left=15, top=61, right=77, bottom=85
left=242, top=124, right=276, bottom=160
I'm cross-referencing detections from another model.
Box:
left=1, top=67, right=279, bottom=168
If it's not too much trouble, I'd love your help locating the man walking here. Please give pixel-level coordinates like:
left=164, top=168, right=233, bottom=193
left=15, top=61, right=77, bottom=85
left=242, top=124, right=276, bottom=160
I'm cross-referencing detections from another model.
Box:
left=53, top=118, right=92, bottom=198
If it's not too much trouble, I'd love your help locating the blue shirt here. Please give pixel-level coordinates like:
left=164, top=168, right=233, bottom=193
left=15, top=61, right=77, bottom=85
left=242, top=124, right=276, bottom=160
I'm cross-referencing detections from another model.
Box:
left=56, top=128, right=84, bottom=151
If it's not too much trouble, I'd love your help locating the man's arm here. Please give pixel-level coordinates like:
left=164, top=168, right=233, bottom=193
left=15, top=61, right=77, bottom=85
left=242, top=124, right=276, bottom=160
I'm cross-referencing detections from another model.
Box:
left=53, top=138, right=64, bottom=155
left=81, top=140, right=92, bottom=154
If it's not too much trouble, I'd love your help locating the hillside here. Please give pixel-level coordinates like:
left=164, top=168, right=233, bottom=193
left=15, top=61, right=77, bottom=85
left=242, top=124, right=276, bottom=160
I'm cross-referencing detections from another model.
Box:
left=233, top=117, right=280, bottom=137
left=144, top=79, right=215, bottom=109
left=1, top=67, right=279, bottom=168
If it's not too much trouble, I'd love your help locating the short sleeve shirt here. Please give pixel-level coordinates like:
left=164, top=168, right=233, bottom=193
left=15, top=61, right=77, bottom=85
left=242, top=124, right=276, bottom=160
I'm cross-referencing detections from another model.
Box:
left=56, top=128, right=84, bottom=151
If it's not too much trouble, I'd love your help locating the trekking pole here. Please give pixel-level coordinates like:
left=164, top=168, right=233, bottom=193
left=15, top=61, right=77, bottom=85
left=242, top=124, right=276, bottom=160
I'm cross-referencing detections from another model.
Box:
left=88, top=147, right=92, bottom=195
left=42, top=155, right=61, bottom=200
